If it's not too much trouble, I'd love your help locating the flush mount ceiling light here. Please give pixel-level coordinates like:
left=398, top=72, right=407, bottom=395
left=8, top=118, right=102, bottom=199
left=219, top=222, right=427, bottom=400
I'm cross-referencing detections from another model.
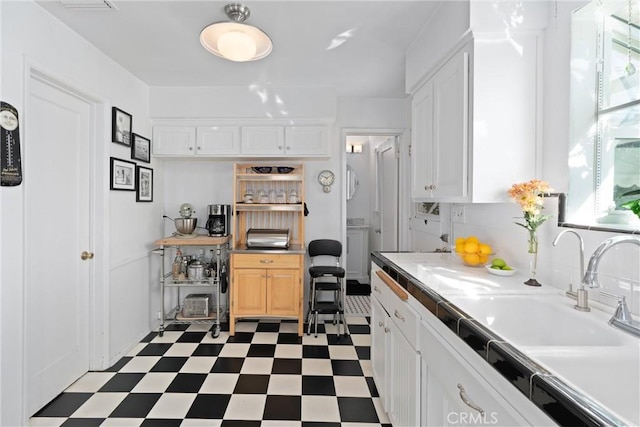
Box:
left=200, top=3, right=272, bottom=62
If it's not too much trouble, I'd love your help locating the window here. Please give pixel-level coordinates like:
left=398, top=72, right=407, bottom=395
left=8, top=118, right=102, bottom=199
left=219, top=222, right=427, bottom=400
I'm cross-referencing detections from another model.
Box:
left=568, top=0, right=640, bottom=232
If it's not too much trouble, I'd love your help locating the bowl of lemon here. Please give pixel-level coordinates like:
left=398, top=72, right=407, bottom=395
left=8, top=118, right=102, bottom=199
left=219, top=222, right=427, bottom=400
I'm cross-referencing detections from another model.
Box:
left=452, top=236, right=494, bottom=267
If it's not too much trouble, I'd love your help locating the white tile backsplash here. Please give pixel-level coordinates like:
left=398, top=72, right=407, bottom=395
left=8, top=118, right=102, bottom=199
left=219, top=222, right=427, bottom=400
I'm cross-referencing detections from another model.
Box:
left=441, top=200, right=640, bottom=316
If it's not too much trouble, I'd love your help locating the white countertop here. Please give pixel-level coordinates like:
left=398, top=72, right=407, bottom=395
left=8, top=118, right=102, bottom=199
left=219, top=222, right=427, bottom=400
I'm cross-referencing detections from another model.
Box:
left=379, top=252, right=640, bottom=426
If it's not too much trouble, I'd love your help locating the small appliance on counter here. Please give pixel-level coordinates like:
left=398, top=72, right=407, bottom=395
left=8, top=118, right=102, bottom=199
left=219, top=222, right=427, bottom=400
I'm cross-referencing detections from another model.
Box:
left=164, top=202, right=198, bottom=238
left=246, top=228, right=290, bottom=249
left=205, top=204, right=231, bottom=237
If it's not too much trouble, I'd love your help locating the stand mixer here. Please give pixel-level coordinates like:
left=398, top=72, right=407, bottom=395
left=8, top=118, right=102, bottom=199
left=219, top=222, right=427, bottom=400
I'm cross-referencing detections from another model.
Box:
left=164, top=203, right=199, bottom=238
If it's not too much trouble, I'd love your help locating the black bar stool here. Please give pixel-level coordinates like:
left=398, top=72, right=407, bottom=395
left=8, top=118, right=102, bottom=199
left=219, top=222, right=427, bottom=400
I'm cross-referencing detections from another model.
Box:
left=307, top=239, right=349, bottom=337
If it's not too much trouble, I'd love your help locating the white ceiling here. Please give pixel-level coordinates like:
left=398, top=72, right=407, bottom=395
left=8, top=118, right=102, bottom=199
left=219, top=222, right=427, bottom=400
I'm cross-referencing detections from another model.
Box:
left=36, top=1, right=442, bottom=97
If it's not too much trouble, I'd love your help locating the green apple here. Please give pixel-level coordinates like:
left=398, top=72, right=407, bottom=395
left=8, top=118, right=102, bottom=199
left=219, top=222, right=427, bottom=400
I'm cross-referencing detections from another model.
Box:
left=502, top=265, right=513, bottom=271
left=491, top=258, right=506, bottom=268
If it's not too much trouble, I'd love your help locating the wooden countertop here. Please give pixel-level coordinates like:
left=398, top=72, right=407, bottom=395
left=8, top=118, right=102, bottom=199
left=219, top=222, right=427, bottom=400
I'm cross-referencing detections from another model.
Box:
left=155, top=234, right=231, bottom=246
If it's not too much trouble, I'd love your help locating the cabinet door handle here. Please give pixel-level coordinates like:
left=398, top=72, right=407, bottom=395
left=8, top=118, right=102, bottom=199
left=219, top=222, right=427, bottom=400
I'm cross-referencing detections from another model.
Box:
left=260, top=259, right=274, bottom=264
left=457, top=384, right=485, bottom=416
left=394, top=310, right=405, bottom=322
left=286, top=146, right=291, bottom=150
left=80, top=251, right=94, bottom=260
left=374, top=286, right=381, bottom=293
left=278, top=145, right=283, bottom=150
left=378, top=321, right=384, bottom=327
left=197, top=146, right=202, bottom=150
left=384, top=327, right=390, bottom=333
left=189, top=146, right=194, bottom=151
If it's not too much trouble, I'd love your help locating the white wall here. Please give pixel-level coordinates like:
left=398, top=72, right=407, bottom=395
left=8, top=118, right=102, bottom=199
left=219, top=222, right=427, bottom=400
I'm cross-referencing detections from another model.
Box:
left=405, top=1, right=471, bottom=93
left=0, top=2, right=158, bottom=424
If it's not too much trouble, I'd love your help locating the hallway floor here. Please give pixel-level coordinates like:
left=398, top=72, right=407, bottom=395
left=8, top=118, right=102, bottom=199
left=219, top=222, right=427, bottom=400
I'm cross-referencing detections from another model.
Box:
left=30, top=316, right=390, bottom=427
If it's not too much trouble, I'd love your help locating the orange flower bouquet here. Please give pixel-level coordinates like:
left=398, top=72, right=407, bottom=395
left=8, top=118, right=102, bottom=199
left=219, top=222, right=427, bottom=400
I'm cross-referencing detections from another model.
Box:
left=508, top=179, right=553, bottom=286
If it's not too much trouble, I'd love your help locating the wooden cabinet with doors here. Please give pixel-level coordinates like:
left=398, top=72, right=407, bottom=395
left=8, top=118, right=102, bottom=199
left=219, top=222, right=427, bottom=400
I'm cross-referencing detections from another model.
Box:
left=230, top=163, right=306, bottom=335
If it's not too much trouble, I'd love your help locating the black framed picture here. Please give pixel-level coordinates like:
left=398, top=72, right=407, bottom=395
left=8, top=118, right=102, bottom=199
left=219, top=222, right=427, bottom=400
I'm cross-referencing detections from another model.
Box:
left=131, top=133, right=151, bottom=163
left=110, top=157, right=136, bottom=191
left=136, top=165, right=153, bottom=202
left=112, top=106, right=132, bottom=146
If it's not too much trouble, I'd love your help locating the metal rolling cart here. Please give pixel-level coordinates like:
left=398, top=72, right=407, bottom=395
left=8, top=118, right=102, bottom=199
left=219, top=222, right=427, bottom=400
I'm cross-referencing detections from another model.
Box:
left=154, top=234, right=230, bottom=338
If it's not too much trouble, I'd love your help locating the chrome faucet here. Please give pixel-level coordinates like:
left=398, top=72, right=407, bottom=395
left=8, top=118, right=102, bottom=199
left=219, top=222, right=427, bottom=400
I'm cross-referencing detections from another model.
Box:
left=583, top=236, right=640, bottom=337
left=552, top=229, right=585, bottom=298
left=601, top=291, right=640, bottom=338
left=582, top=236, right=640, bottom=288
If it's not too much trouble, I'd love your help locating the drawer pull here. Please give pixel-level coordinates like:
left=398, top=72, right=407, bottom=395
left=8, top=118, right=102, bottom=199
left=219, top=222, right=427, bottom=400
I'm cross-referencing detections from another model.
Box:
left=375, top=270, right=408, bottom=301
left=378, top=321, right=384, bottom=327
left=394, top=310, right=405, bottom=322
left=374, top=286, right=381, bottom=293
left=384, top=327, right=390, bottom=333
left=457, top=384, right=485, bottom=416
left=260, top=259, right=274, bottom=264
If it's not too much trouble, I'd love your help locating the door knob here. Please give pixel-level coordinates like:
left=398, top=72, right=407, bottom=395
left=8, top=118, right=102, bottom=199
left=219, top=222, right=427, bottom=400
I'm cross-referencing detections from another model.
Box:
left=81, top=251, right=94, bottom=260
left=375, top=229, right=381, bottom=234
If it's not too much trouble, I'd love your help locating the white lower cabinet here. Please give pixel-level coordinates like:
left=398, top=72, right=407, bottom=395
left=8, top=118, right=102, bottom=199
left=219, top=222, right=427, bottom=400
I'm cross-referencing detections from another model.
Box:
left=370, top=296, right=388, bottom=407
left=370, top=266, right=421, bottom=427
left=388, top=318, right=421, bottom=427
left=346, top=227, right=368, bottom=283
left=370, top=261, right=554, bottom=427
left=420, top=319, right=528, bottom=426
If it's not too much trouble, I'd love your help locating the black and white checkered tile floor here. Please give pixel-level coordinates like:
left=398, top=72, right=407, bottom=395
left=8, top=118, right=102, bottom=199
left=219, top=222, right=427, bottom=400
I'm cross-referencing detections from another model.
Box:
left=30, top=316, right=390, bottom=427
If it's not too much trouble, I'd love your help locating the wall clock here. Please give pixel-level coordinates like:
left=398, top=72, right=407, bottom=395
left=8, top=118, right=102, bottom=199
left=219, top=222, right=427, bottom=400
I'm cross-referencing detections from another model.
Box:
left=318, top=170, right=335, bottom=193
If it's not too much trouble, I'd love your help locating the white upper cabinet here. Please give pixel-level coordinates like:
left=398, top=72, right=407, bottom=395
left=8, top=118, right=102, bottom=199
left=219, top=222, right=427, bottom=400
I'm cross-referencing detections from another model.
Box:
left=285, top=126, right=328, bottom=156
left=411, top=50, right=469, bottom=201
left=152, top=126, right=196, bottom=156
left=196, top=126, right=240, bottom=155
left=153, top=125, right=239, bottom=157
left=241, top=125, right=329, bottom=157
left=240, top=126, right=285, bottom=155
left=153, top=122, right=330, bottom=158
left=410, top=30, right=542, bottom=203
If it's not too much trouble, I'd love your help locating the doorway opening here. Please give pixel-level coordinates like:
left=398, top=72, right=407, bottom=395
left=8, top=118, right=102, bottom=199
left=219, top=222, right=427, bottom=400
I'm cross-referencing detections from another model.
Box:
left=344, top=132, right=401, bottom=298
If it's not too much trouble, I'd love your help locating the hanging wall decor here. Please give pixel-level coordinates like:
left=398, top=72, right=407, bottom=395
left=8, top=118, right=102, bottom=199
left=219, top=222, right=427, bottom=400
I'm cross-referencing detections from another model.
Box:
left=131, top=133, right=151, bottom=163
left=136, top=165, right=153, bottom=202
left=112, top=106, right=132, bottom=147
left=110, top=157, right=136, bottom=191
left=0, top=101, right=22, bottom=186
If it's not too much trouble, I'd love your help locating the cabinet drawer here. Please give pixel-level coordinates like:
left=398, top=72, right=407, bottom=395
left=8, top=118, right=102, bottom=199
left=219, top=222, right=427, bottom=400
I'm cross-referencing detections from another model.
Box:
left=370, top=265, right=389, bottom=307
left=373, top=268, right=419, bottom=349
left=421, top=321, right=527, bottom=426
left=387, top=289, right=420, bottom=349
left=232, top=253, right=301, bottom=269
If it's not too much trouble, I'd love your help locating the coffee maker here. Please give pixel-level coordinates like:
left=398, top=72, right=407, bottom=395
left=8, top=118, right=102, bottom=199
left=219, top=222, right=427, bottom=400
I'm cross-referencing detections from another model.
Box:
left=206, top=204, right=230, bottom=237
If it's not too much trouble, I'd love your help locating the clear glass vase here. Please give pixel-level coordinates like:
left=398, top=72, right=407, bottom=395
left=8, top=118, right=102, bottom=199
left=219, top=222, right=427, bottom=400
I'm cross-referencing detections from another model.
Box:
left=524, top=229, right=541, bottom=287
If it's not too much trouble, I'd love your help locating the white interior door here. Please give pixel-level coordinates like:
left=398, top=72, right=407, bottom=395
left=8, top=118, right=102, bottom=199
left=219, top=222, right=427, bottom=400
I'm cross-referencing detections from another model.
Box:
left=25, top=76, right=93, bottom=415
left=378, top=138, right=399, bottom=251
